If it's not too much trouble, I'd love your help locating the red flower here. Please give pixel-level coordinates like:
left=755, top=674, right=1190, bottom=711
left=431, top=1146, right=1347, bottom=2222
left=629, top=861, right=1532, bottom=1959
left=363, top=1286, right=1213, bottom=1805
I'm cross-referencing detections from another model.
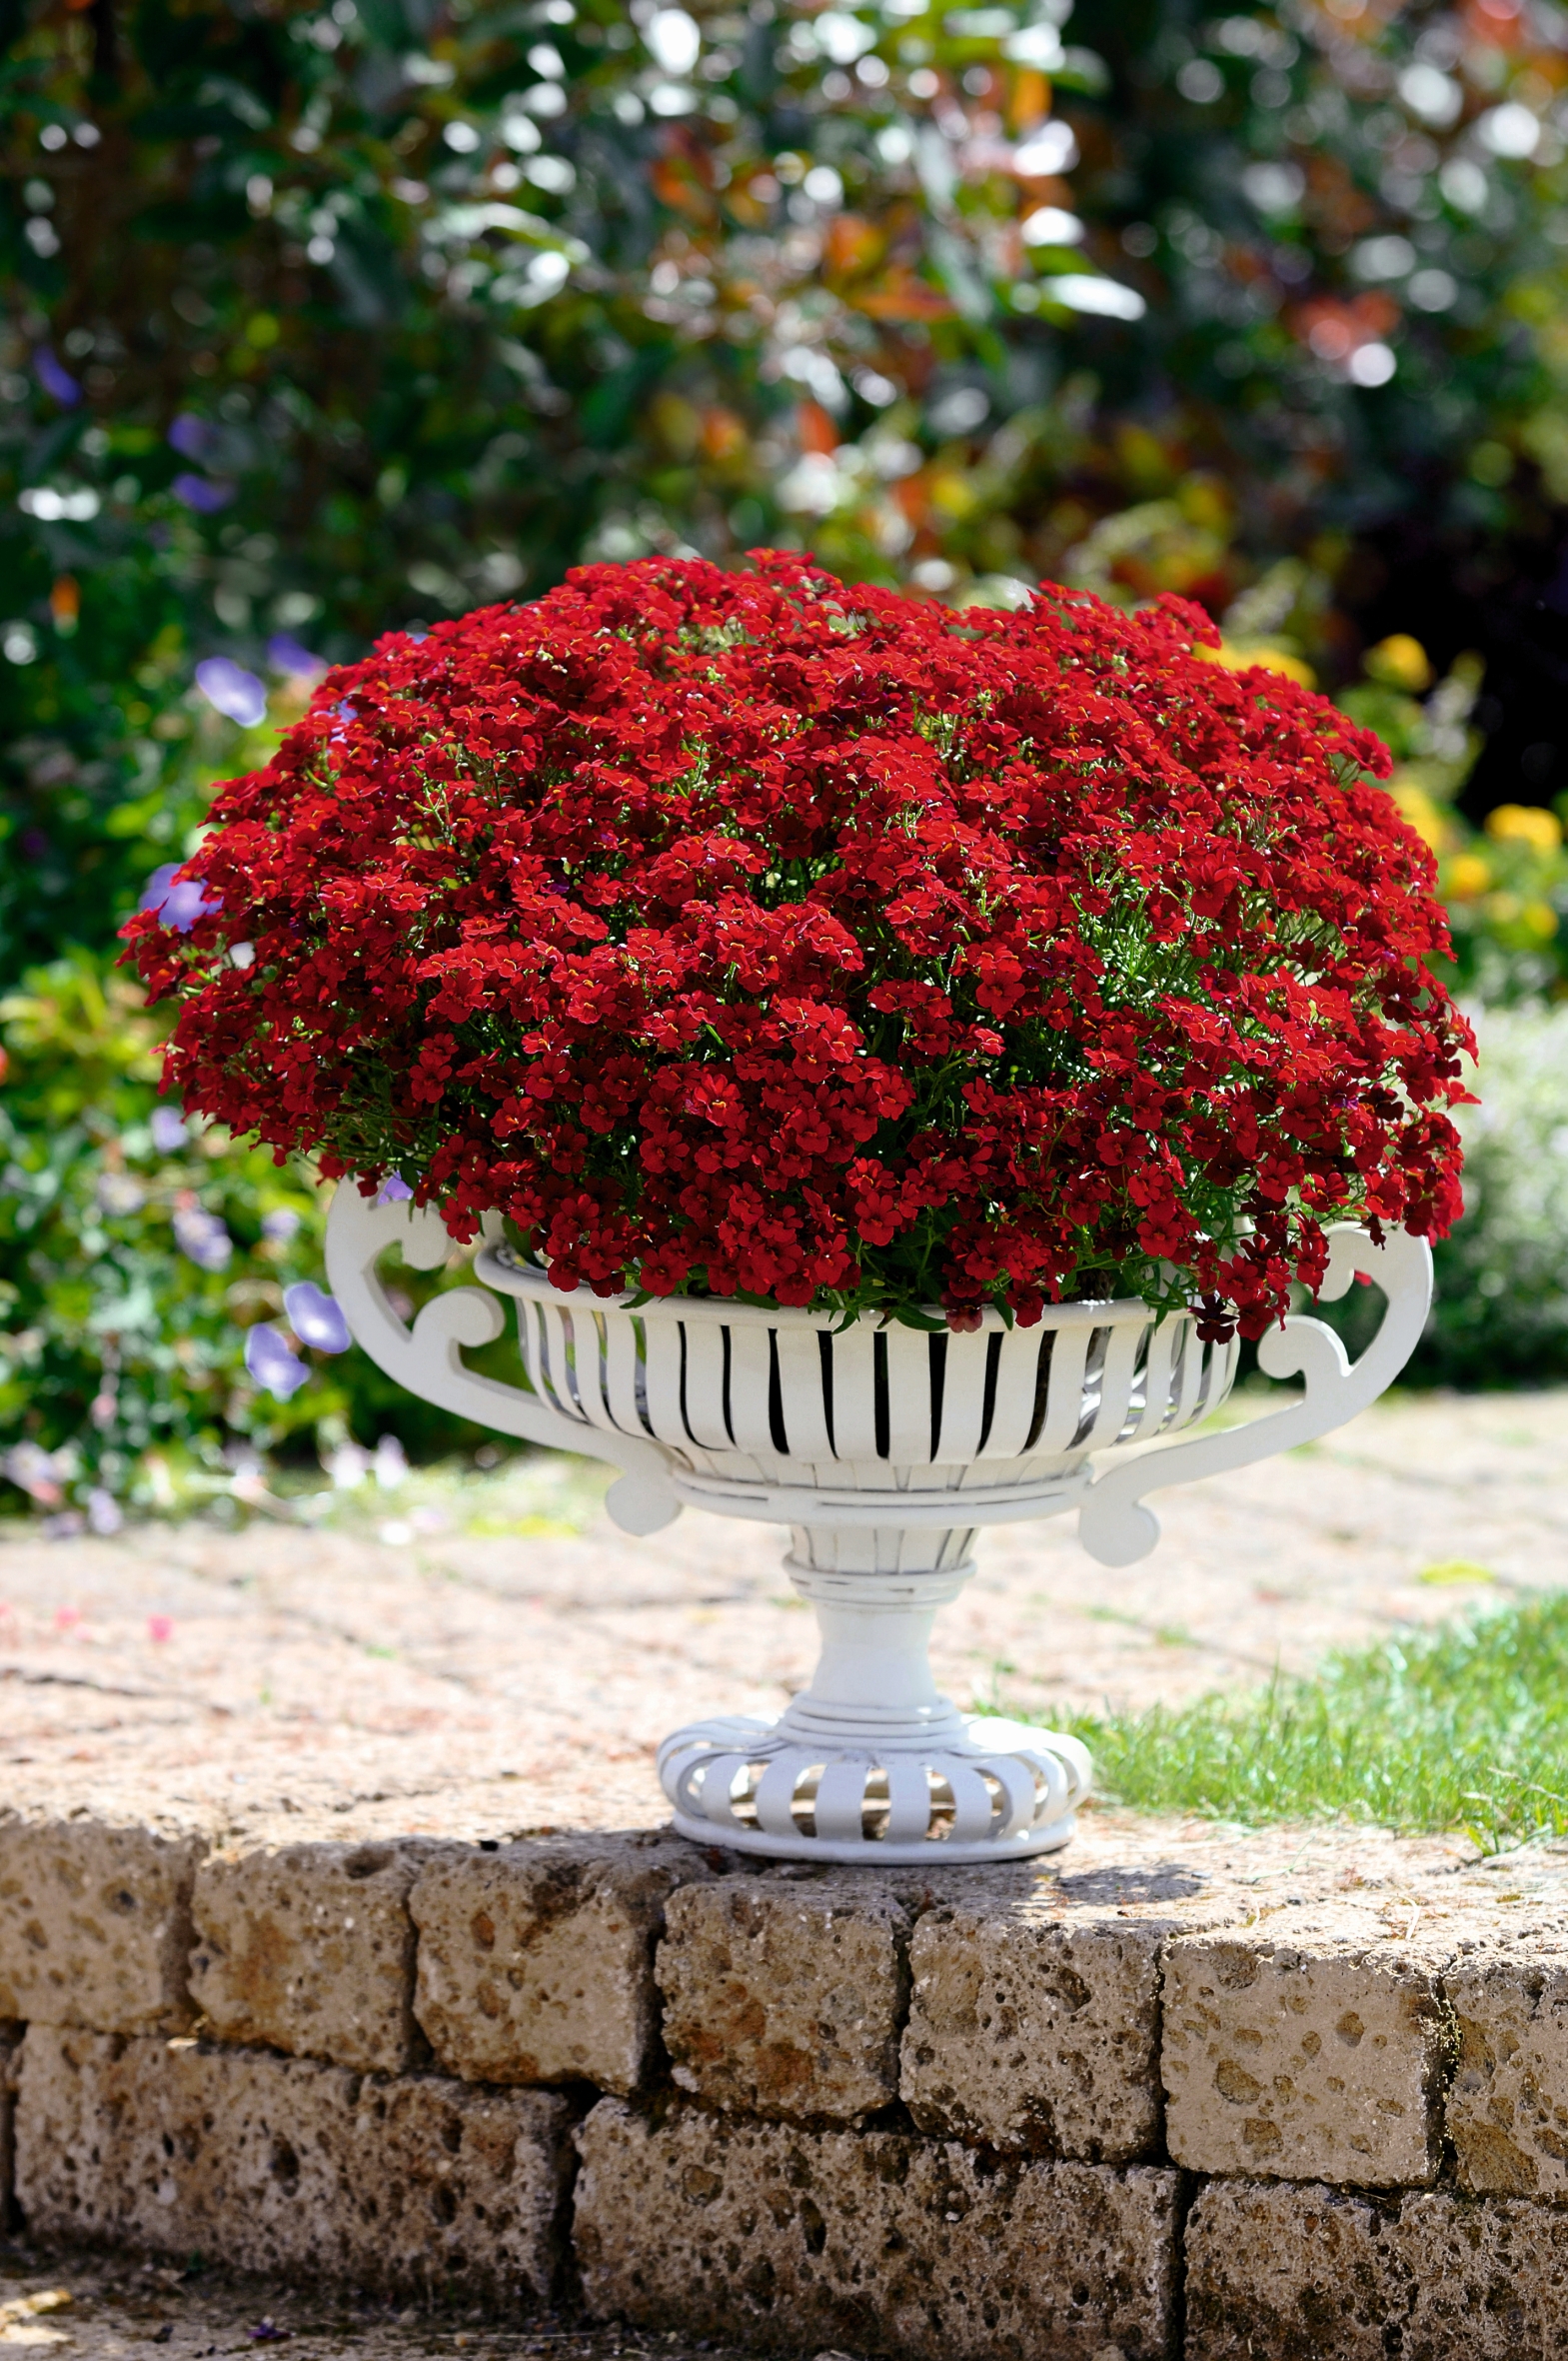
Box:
left=123, top=554, right=1472, bottom=1335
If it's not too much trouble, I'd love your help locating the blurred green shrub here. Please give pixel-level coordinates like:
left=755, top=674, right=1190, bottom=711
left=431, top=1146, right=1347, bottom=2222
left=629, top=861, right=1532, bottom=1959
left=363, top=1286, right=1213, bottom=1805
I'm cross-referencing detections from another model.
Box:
left=1421, top=1000, right=1568, bottom=1386
left=1068, top=0, right=1568, bottom=565
left=0, top=945, right=505, bottom=1527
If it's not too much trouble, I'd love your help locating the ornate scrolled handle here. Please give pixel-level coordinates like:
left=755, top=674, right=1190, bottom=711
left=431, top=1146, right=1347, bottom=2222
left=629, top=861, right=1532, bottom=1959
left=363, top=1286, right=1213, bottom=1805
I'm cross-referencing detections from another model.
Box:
left=322, top=1185, right=682, bottom=1536
left=1076, top=1223, right=1432, bottom=1569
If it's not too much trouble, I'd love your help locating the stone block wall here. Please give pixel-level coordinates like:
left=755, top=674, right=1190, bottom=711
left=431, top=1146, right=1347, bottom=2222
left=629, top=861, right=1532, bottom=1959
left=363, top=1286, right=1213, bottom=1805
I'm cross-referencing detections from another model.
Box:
left=4, top=1807, right=1568, bottom=2356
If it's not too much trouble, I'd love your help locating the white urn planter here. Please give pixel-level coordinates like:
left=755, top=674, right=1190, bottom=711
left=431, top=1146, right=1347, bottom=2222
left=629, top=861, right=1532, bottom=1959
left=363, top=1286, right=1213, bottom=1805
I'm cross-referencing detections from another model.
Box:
left=326, top=1189, right=1431, bottom=1864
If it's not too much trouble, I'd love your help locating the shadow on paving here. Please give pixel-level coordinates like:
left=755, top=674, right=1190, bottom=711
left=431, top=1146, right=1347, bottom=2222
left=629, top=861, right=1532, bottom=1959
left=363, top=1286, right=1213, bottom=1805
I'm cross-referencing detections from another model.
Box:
left=0, top=2245, right=808, bottom=2361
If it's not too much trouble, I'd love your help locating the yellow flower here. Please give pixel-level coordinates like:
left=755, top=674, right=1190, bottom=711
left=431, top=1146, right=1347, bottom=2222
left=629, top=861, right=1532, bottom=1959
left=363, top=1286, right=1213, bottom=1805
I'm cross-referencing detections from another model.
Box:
left=928, top=471, right=977, bottom=520
left=1444, top=853, right=1492, bottom=902
left=1522, top=899, right=1560, bottom=942
left=1195, top=640, right=1315, bottom=686
left=1364, top=634, right=1433, bottom=693
left=1390, top=783, right=1448, bottom=854
left=1486, top=803, right=1563, bottom=854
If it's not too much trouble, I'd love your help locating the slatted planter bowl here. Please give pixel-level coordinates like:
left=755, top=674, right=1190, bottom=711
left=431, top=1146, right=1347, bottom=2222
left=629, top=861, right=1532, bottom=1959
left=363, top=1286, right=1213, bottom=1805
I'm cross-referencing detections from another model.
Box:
left=493, top=1252, right=1236, bottom=1497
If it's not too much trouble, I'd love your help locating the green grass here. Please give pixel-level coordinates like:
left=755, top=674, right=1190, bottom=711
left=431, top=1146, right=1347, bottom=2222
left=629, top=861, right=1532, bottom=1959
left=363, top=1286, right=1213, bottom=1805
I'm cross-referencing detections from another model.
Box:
left=1053, top=1593, right=1568, bottom=1854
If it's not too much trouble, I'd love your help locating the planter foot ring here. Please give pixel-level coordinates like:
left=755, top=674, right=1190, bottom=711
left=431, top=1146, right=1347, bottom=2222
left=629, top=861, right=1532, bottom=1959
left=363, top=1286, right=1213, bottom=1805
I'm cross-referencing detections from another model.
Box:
left=659, top=1711, right=1090, bottom=1864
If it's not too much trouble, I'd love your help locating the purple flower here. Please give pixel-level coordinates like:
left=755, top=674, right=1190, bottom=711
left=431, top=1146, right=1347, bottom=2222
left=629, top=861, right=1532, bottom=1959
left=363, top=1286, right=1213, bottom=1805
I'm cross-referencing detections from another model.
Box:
left=261, top=1206, right=302, bottom=1242
left=245, top=1324, right=309, bottom=1400
left=3, top=1442, right=65, bottom=1504
left=284, top=1281, right=352, bottom=1354
left=150, top=1106, right=188, bottom=1153
left=140, top=862, right=221, bottom=934
left=173, top=1204, right=233, bottom=1271
left=376, top=1173, right=413, bottom=1204
left=173, top=473, right=236, bottom=515
left=34, top=348, right=81, bottom=407
left=168, top=413, right=221, bottom=463
left=195, top=657, right=267, bottom=728
left=86, top=1488, right=123, bottom=1537
left=163, top=879, right=216, bottom=929
left=268, top=634, right=326, bottom=679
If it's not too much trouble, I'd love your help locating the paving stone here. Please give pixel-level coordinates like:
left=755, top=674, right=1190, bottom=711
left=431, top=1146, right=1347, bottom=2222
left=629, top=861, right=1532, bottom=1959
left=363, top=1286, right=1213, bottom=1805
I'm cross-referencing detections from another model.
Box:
left=0, top=1814, right=206, bottom=2034
left=1446, top=1937, right=1568, bottom=2195
left=0, top=2247, right=788, bottom=2361
left=1162, top=1910, right=1449, bottom=2185
left=1185, top=2175, right=1568, bottom=2360
left=899, top=1868, right=1232, bottom=2161
left=14, top=2024, right=573, bottom=2302
left=190, top=1837, right=443, bottom=2074
left=411, top=1831, right=728, bottom=2096
left=657, top=1876, right=909, bottom=2125
left=573, top=2095, right=1179, bottom=2361
left=0, top=2255, right=784, bottom=2361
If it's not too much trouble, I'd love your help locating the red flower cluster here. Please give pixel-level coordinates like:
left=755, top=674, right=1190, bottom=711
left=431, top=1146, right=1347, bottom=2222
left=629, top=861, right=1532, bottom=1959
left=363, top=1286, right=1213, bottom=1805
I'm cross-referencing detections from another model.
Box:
left=125, top=554, right=1472, bottom=1336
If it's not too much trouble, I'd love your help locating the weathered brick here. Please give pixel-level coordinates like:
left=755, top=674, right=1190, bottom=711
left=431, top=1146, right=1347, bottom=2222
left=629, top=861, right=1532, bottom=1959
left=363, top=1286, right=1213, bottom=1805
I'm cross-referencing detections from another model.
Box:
left=1446, top=1939, right=1568, bottom=2196
left=412, top=1830, right=726, bottom=2095
left=191, top=1837, right=440, bottom=2074
left=0, top=2023, right=21, bottom=2232
left=0, top=1815, right=204, bottom=2033
left=901, top=1897, right=1171, bottom=2162
left=1185, top=2177, right=1405, bottom=2361
left=15, top=2025, right=572, bottom=2301
left=573, top=2096, right=1180, bottom=2361
left=1162, top=1911, right=1448, bottom=2185
left=657, top=1875, right=908, bottom=2125
left=1185, top=2175, right=1568, bottom=2361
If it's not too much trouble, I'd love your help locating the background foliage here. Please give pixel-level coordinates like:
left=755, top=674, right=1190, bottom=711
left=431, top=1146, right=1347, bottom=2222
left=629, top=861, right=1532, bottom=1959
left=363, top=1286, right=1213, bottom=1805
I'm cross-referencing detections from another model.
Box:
left=6, top=0, right=1568, bottom=1520
left=0, top=946, right=512, bottom=1520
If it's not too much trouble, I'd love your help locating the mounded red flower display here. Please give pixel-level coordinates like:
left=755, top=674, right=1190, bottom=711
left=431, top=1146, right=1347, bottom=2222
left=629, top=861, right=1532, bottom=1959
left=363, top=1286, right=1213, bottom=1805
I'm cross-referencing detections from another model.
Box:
left=125, top=554, right=1472, bottom=1338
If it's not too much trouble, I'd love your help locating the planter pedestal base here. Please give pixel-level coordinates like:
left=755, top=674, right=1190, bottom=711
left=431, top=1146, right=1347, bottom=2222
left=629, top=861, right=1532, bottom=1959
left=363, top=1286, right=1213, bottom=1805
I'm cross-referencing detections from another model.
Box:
left=658, top=1551, right=1090, bottom=1861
